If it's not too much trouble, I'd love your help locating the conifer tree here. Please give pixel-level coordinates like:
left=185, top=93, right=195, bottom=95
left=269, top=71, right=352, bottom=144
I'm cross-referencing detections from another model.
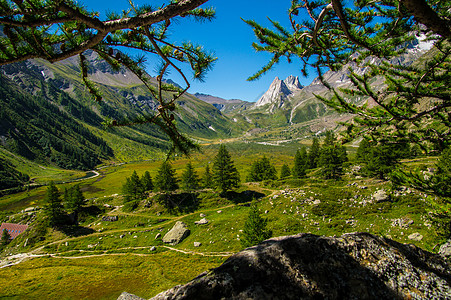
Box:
left=292, top=147, right=308, bottom=178
left=241, top=202, right=272, bottom=248
left=212, top=145, right=240, bottom=194
left=122, top=171, right=144, bottom=202
left=363, top=144, right=400, bottom=179
left=181, top=162, right=200, bottom=191
left=245, top=1, right=451, bottom=150
left=318, top=132, right=348, bottom=179
left=432, top=148, right=451, bottom=197
left=202, top=165, right=213, bottom=189
left=247, top=156, right=277, bottom=182
left=141, top=171, right=154, bottom=192
left=64, top=184, right=86, bottom=224
left=356, top=139, right=372, bottom=163
left=44, top=181, right=65, bottom=227
left=308, top=137, right=320, bottom=169
left=154, top=161, right=178, bottom=192
left=280, top=164, right=291, bottom=179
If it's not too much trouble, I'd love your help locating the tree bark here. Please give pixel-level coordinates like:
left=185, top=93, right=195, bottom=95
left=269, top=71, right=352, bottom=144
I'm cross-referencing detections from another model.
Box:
left=401, top=0, right=451, bottom=38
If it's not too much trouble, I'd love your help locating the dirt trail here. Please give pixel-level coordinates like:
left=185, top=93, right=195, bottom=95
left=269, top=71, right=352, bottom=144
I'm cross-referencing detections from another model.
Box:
left=0, top=245, right=232, bottom=268
left=2, top=202, right=242, bottom=268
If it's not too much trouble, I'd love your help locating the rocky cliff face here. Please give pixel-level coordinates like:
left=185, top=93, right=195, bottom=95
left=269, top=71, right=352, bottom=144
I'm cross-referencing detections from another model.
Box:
left=142, top=232, right=450, bottom=300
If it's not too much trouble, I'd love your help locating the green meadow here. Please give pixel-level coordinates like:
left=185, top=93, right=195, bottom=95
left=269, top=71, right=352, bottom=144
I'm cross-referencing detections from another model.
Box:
left=0, top=141, right=443, bottom=299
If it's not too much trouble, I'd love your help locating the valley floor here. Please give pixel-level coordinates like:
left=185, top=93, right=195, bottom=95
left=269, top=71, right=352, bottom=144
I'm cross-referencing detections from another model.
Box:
left=0, top=152, right=444, bottom=299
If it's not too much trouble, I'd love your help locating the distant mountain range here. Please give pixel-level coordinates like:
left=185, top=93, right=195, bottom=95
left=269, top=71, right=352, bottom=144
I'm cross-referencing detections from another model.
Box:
left=0, top=33, right=432, bottom=188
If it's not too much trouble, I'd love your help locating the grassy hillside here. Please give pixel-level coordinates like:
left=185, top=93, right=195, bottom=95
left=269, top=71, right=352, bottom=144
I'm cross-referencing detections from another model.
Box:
left=0, top=141, right=444, bottom=299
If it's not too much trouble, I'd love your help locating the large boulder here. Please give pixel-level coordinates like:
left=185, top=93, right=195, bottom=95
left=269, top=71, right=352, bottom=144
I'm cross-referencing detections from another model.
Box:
left=162, top=221, right=190, bottom=245
left=372, top=189, right=390, bottom=202
left=149, top=232, right=451, bottom=300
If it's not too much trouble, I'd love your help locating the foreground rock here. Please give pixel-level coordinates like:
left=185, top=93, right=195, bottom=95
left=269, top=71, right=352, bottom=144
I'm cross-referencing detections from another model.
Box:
left=149, top=232, right=451, bottom=300
left=162, top=221, right=190, bottom=245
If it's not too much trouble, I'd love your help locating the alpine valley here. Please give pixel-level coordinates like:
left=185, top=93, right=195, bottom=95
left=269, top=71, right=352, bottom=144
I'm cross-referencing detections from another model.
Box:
left=1, top=32, right=449, bottom=300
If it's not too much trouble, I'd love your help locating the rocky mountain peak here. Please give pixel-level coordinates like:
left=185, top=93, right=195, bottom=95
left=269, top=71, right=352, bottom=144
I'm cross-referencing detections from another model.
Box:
left=254, top=76, right=300, bottom=109
left=283, top=75, right=303, bottom=90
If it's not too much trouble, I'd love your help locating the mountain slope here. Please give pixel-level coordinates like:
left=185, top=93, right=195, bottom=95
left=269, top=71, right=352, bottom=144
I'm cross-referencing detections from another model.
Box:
left=0, top=52, right=244, bottom=180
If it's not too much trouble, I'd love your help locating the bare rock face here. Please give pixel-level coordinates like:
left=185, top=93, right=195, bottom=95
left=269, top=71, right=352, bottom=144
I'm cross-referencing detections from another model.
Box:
left=162, top=221, right=190, bottom=245
left=150, top=233, right=451, bottom=300
left=254, top=77, right=291, bottom=108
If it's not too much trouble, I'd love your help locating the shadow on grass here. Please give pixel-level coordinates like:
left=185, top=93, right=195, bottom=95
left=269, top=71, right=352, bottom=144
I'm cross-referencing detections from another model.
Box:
left=59, top=225, right=96, bottom=237
left=156, top=192, right=200, bottom=214
left=223, top=190, right=265, bottom=204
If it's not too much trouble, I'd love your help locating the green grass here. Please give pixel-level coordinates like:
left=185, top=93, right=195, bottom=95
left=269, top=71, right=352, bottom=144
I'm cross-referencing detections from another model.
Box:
left=0, top=252, right=225, bottom=300
left=0, top=141, right=445, bottom=299
left=0, top=148, right=87, bottom=185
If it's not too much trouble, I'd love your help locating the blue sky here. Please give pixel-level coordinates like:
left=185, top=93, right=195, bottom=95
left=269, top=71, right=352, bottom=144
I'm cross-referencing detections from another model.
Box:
left=83, top=0, right=315, bottom=102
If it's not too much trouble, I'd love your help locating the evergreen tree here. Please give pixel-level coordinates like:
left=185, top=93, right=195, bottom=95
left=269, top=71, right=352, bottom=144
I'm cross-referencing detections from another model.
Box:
left=280, top=164, right=291, bottom=179
left=64, top=184, right=86, bottom=224
left=64, top=184, right=86, bottom=213
left=202, top=165, right=213, bottom=189
left=308, top=137, right=320, bottom=169
left=122, top=171, right=144, bottom=202
left=292, top=147, right=308, bottom=178
left=356, top=139, right=372, bottom=162
left=241, top=202, right=272, bottom=248
left=432, top=148, right=451, bottom=197
left=212, top=145, right=240, bottom=194
left=363, top=144, right=400, bottom=180
left=154, top=161, right=178, bottom=192
left=1, top=229, right=11, bottom=247
left=141, top=171, right=154, bottom=192
left=247, top=156, right=277, bottom=182
left=181, top=162, right=200, bottom=191
left=44, top=181, right=65, bottom=227
left=318, top=132, right=348, bottom=179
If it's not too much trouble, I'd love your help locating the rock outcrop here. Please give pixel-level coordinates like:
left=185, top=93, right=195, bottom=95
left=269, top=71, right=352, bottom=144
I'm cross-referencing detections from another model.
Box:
left=162, top=221, right=190, bottom=245
left=149, top=232, right=451, bottom=300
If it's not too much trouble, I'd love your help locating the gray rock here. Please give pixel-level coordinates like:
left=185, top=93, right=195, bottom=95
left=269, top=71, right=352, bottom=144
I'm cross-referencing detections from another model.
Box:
left=117, top=292, right=145, bottom=300
left=155, top=233, right=161, bottom=239
left=194, top=242, right=201, bottom=247
left=150, top=246, right=156, bottom=251
left=102, top=215, right=118, bottom=222
left=391, top=217, right=414, bottom=228
left=194, top=218, right=209, bottom=225
left=312, top=199, right=321, bottom=205
left=372, top=189, right=390, bottom=202
left=200, top=213, right=206, bottom=217
left=163, top=221, right=190, bottom=245
left=439, top=240, right=451, bottom=257
left=408, top=232, right=423, bottom=241
left=217, top=210, right=222, bottom=214
left=149, top=233, right=451, bottom=300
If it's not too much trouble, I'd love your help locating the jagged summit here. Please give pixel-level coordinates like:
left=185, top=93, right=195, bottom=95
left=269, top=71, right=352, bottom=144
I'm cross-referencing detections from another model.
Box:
left=254, top=75, right=302, bottom=109
left=283, top=75, right=303, bottom=90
